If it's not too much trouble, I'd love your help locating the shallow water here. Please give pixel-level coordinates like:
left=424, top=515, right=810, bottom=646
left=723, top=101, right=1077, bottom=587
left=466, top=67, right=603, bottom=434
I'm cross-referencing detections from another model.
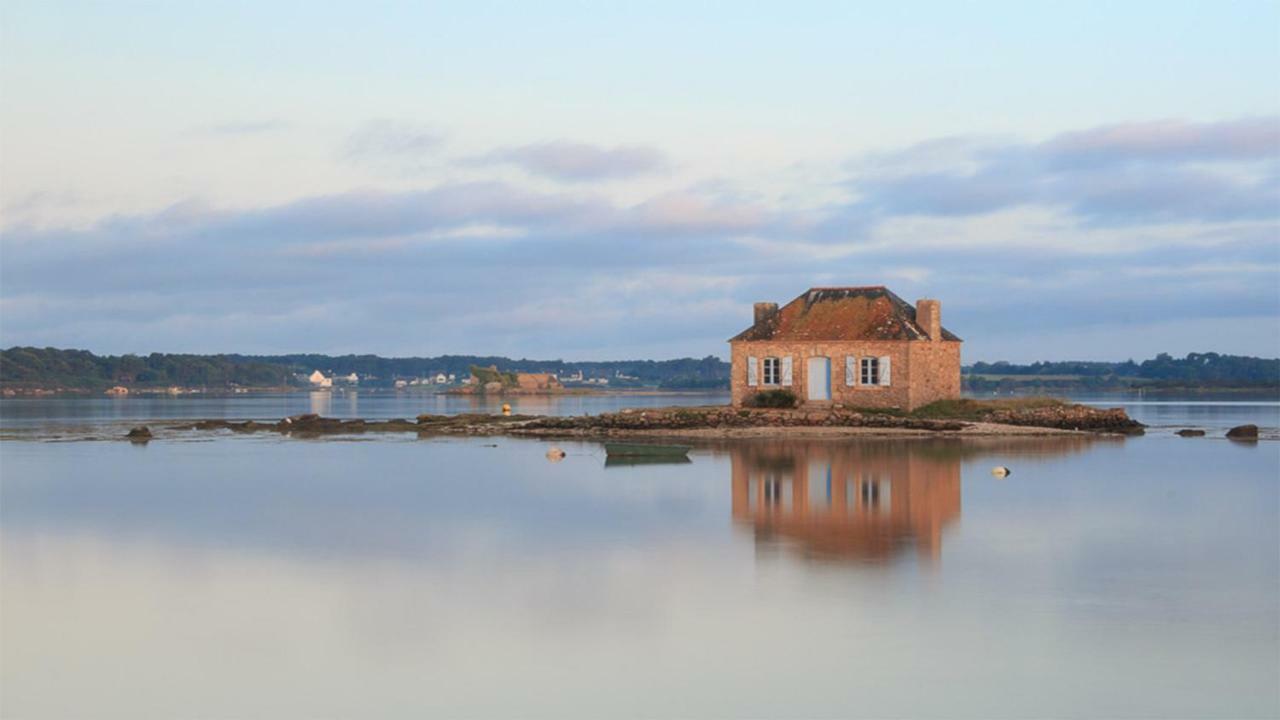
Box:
left=0, top=390, right=729, bottom=432
left=1, top=397, right=1277, bottom=718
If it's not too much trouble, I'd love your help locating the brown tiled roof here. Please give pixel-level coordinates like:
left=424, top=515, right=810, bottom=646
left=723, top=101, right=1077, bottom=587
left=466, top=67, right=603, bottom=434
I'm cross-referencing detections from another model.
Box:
left=729, top=286, right=961, bottom=342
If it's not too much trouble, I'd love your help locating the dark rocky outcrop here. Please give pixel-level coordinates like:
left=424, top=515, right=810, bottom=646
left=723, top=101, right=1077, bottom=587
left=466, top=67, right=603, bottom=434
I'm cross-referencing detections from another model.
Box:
left=1226, top=424, right=1259, bottom=440
left=125, top=426, right=152, bottom=440
left=184, top=403, right=1142, bottom=440
left=983, top=405, right=1145, bottom=434
left=522, top=407, right=964, bottom=435
left=189, top=412, right=534, bottom=437
left=1176, top=429, right=1206, bottom=437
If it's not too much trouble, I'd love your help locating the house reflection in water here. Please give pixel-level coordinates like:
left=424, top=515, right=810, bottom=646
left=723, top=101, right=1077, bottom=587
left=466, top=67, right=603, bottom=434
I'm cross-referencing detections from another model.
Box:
left=730, top=440, right=962, bottom=565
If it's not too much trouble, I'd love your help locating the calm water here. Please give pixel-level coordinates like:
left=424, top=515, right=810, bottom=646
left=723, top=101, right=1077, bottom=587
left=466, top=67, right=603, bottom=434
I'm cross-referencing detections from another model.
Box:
left=3, top=390, right=1276, bottom=435
left=1, top=396, right=1277, bottom=718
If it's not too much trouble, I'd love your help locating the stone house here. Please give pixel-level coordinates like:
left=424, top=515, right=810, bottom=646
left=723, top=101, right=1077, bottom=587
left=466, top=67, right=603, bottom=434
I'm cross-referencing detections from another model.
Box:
left=515, top=372, right=563, bottom=391
left=729, top=286, right=961, bottom=411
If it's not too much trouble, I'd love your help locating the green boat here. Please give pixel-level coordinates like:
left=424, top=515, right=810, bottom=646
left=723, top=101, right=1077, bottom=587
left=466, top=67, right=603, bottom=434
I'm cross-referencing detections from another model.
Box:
left=604, top=455, right=693, bottom=467
left=603, top=442, right=691, bottom=458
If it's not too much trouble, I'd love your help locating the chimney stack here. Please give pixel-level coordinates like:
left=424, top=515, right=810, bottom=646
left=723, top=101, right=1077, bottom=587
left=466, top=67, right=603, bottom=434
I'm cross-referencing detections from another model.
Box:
left=754, top=302, right=778, bottom=326
left=916, top=299, right=941, bottom=341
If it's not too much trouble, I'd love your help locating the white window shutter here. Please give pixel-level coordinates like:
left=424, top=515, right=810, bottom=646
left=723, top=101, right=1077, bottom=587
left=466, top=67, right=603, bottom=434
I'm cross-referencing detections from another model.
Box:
left=747, top=356, right=758, bottom=386
left=845, top=356, right=856, bottom=386
left=879, top=356, right=892, bottom=386
left=781, top=356, right=793, bottom=386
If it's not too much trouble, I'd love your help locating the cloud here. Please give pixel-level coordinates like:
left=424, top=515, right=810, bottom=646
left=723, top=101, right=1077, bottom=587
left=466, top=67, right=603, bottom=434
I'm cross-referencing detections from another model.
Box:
left=1043, top=117, right=1280, bottom=168
left=846, top=117, right=1280, bottom=225
left=340, top=120, right=445, bottom=172
left=470, top=141, right=670, bottom=182
left=2, top=119, right=1278, bottom=360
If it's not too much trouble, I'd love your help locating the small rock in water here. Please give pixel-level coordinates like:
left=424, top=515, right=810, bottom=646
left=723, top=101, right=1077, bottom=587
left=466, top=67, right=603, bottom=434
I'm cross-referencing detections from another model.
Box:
left=1226, top=424, right=1259, bottom=440
left=126, top=426, right=152, bottom=440
left=545, top=446, right=566, bottom=462
left=990, top=466, right=1011, bottom=478
left=1176, top=429, right=1206, bottom=437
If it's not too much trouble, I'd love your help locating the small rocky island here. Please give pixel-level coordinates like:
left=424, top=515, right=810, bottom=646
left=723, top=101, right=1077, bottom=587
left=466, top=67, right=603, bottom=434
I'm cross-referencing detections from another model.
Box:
left=179, top=398, right=1146, bottom=441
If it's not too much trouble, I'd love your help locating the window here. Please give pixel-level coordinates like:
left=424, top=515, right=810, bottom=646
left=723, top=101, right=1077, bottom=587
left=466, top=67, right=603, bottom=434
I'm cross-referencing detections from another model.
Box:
left=860, top=356, right=879, bottom=385
left=763, top=357, right=781, bottom=385
left=859, top=476, right=891, bottom=513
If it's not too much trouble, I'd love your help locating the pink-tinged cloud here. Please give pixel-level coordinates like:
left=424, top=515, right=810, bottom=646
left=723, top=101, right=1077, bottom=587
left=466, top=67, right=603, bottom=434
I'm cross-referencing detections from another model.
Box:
left=1044, top=117, right=1280, bottom=166
left=845, top=116, right=1280, bottom=224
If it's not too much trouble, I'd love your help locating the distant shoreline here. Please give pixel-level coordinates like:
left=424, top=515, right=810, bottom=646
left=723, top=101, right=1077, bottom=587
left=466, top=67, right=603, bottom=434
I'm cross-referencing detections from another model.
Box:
left=0, top=386, right=729, bottom=398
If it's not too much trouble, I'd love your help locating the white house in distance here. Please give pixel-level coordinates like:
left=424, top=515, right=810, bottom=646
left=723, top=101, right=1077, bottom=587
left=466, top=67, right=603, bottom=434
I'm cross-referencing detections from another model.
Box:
left=308, top=370, right=333, bottom=389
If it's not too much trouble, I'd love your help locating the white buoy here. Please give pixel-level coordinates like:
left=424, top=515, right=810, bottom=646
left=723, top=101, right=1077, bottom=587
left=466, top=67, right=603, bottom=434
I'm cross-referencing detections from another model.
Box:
left=991, top=466, right=1011, bottom=478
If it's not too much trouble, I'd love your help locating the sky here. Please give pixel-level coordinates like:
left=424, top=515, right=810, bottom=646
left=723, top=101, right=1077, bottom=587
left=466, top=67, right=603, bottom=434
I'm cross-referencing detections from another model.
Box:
left=1, top=1, right=1278, bottom=363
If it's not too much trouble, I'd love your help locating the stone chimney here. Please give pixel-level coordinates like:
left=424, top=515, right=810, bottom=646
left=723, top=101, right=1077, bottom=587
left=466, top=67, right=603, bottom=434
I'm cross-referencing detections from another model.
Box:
left=916, top=299, right=941, bottom=341
left=754, top=302, right=778, bottom=326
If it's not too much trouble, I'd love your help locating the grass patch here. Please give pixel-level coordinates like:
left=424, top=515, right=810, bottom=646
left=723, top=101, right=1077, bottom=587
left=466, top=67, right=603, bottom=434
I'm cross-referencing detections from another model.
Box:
left=469, top=364, right=518, bottom=388
left=911, top=397, right=1067, bottom=420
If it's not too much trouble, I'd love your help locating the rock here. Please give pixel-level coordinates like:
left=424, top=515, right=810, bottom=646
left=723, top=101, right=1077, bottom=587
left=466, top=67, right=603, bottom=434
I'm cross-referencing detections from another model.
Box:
left=1176, top=429, right=1206, bottom=437
left=987, top=405, right=1144, bottom=434
left=126, top=426, right=152, bottom=440
left=1226, top=424, right=1259, bottom=440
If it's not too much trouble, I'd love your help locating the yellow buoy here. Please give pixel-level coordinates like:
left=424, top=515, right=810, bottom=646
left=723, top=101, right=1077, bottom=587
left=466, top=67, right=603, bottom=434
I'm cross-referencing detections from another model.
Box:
left=502, top=403, right=511, bottom=416
left=991, top=466, right=1011, bottom=478
left=545, top=446, right=566, bottom=462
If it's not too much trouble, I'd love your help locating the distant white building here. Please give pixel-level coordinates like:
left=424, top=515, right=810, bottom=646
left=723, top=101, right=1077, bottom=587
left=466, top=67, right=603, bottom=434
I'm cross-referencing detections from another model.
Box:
left=309, top=370, right=333, bottom=388
left=447, top=373, right=456, bottom=383
left=394, top=379, right=408, bottom=389
left=344, top=372, right=359, bottom=384
left=435, top=373, right=448, bottom=384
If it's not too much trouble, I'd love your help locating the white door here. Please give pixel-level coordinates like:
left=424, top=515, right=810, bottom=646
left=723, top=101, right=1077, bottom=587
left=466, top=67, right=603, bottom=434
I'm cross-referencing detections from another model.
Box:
left=807, top=357, right=831, bottom=400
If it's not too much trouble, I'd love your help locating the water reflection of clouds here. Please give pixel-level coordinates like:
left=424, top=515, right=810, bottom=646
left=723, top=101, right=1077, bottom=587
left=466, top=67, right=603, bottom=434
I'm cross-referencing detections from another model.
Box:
left=0, top=435, right=1105, bottom=570
left=0, top=438, right=715, bottom=565
left=3, top=434, right=1276, bottom=718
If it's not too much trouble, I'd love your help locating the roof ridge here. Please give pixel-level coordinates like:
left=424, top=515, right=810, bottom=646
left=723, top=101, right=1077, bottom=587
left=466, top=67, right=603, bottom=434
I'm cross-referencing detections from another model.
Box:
left=729, top=285, right=961, bottom=343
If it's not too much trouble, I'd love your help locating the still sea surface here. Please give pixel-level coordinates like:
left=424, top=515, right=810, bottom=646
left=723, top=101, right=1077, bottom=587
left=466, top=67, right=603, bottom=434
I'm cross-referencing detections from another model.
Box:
left=2, top=392, right=1277, bottom=718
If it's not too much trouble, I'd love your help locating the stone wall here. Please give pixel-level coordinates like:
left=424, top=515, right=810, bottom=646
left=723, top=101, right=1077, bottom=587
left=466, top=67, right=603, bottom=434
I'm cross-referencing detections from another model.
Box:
left=908, top=341, right=962, bottom=409
left=730, top=339, right=961, bottom=410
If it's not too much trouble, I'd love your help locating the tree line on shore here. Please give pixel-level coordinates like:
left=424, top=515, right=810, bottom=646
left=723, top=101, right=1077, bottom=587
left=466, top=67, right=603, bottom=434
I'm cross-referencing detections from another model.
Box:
left=0, top=348, right=729, bottom=391
left=965, top=353, right=1279, bottom=391
left=1, top=347, right=1275, bottom=393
